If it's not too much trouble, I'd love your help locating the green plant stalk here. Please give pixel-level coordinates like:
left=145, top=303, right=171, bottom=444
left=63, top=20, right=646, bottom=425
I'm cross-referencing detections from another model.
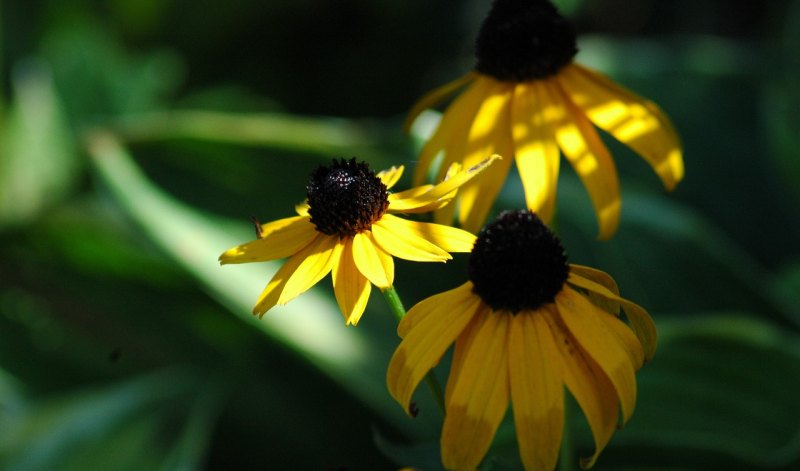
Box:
left=381, top=286, right=446, bottom=415
left=559, top=397, right=574, bottom=471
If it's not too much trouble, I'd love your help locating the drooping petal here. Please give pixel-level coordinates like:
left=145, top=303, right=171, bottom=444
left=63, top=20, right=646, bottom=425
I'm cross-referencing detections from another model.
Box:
left=541, top=305, right=618, bottom=469
left=456, top=81, right=516, bottom=233
left=219, top=216, right=317, bottom=264
left=352, top=231, right=394, bottom=289
left=444, top=303, right=486, bottom=408
left=555, top=287, right=638, bottom=424
left=389, top=154, right=500, bottom=212
left=547, top=79, right=621, bottom=240
left=377, top=214, right=477, bottom=254
left=404, top=72, right=476, bottom=134
left=386, top=284, right=481, bottom=412
left=376, top=165, right=404, bottom=190
left=569, top=265, right=620, bottom=314
left=441, top=309, right=511, bottom=471
left=413, top=76, right=492, bottom=186
left=509, top=312, right=565, bottom=471
left=561, top=64, right=684, bottom=191
left=371, top=217, right=451, bottom=262
left=278, top=235, right=342, bottom=305
left=513, top=81, right=561, bottom=224
left=567, top=272, right=657, bottom=362
left=397, top=282, right=474, bottom=338
left=252, top=232, right=324, bottom=316
left=332, top=238, right=371, bottom=326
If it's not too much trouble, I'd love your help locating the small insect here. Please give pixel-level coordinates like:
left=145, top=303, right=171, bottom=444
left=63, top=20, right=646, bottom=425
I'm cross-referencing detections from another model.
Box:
left=409, top=401, right=419, bottom=418
left=250, top=216, right=264, bottom=239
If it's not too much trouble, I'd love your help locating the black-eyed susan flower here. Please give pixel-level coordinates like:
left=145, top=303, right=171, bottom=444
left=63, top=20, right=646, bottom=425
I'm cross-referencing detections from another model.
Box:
left=406, top=0, right=683, bottom=238
left=219, top=156, right=498, bottom=326
left=387, top=210, right=656, bottom=470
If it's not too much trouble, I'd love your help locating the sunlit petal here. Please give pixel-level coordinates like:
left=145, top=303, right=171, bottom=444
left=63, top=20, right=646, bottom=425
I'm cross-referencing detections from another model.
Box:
left=567, top=272, right=657, bottom=362
left=278, top=235, right=342, bottom=305
left=219, top=217, right=317, bottom=264
left=332, top=238, right=371, bottom=326
left=562, top=64, right=684, bottom=191
left=372, top=217, right=451, bottom=262
left=295, top=202, right=310, bottom=216
left=441, top=309, right=510, bottom=471
left=547, top=79, right=621, bottom=240
left=377, top=165, right=404, bottom=190
left=542, top=305, right=618, bottom=469
left=509, top=312, right=565, bottom=471
left=405, top=72, right=476, bottom=134
left=556, top=287, right=638, bottom=423
left=352, top=231, right=394, bottom=288
left=513, top=81, right=560, bottom=224
left=387, top=284, right=480, bottom=412
left=377, top=214, right=476, bottom=254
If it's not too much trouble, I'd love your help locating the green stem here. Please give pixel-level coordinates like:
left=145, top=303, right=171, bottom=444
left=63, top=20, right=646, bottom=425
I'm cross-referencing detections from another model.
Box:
left=381, top=286, right=446, bottom=415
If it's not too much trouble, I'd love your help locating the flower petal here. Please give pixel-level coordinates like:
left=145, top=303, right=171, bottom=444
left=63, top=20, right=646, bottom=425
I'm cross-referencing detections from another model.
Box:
left=376, top=165, right=404, bottom=190
left=295, top=202, right=310, bottom=216
left=387, top=283, right=480, bottom=413
left=513, top=81, right=561, bottom=224
left=547, top=79, right=621, bottom=240
left=219, top=216, right=317, bottom=264
left=404, top=72, right=476, bottom=134
left=509, top=312, right=564, bottom=471
left=371, top=217, right=451, bottom=262
left=441, top=309, right=510, bottom=471
left=413, top=76, right=491, bottom=186
left=567, top=272, right=657, bottom=362
left=569, top=264, right=620, bottom=314
left=444, top=303, right=486, bottom=408
left=332, top=238, right=371, bottom=326
left=252, top=232, right=323, bottom=316
left=561, top=64, right=684, bottom=191
left=277, top=235, right=342, bottom=305
left=455, top=81, right=516, bottom=233
left=377, top=213, right=476, bottom=253
left=556, top=287, right=638, bottom=424
left=542, top=305, right=618, bottom=469
left=352, top=231, right=394, bottom=288
left=389, top=154, right=501, bottom=212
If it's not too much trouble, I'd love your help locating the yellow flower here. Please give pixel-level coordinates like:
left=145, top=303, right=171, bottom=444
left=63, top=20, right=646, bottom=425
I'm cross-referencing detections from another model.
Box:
left=219, top=156, right=498, bottom=325
left=387, top=210, right=656, bottom=471
left=406, top=0, right=683, bottom=238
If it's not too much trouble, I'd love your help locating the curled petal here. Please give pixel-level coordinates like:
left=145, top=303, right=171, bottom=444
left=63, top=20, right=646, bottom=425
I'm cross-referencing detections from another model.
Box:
left=352, top=231, right=394, bottom=288
left=377, top=214, right=476, bottom=254
left=376, top=165, right=404, bottom=190
left=332, top=239, right=371, bottom=326
left=278, top=235, right=342, bottom=305
left=371, top=217, right=451, bottom=262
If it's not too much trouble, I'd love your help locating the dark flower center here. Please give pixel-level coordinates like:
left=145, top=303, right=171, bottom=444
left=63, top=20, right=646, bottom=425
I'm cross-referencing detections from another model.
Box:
left=469, top=210, right=569, bottom=313
left=306, top=158, right=389, bottom=238
left=475, top=0, right=578, bottom=82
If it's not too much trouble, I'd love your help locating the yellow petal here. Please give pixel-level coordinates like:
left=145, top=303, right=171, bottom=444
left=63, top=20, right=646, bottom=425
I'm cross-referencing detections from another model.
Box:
left=397, top=282, right=474, bottom=338
left=295, top=202, right=310, bottom=216
left=404, top=72, right=476, bottom=134
left=389, top=154, right=501, bottom=212
left=351, top=231, right=394, bottom=288
left=377, top=214, right=476, bottom=253
left=569, top=264, right=620, bottom=314
left=513, top=81, right=561, bottom=224
left=542, top=305, right=618, bottom=469
left=371, top=218, right=451, bottom=262
left=509, top=312, right=564, bottom=471
left=547, top=79, right=621, bottom=240
left=219, top=216, right=317, bottom=264
left=386, top=284, right=480, bottom=412
left=567, top=272, right=657, bottom=362
left=556, top=287, right=638, bottom=424
left=277, top=235, right=342, bottom=305
left=561, top=64, right=684, bottom=191
left=455, top=81, right=516, bottom=233
left=252, top=233, right=324, bottom=316
left=413, top=76, right=492, bottom=186
left=441, top=309, right=510, bottom=471
left=444, top=303, right=486, bottom=408
left=376, top=165, right=404, bottom=190
left=332, top=238, right=371, bottom=326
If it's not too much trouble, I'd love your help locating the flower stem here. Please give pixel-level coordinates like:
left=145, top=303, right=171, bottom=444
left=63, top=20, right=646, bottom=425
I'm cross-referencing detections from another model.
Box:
left=381, top=286, right=446, bottom=415
left=559, top=397, right=574, bottom=471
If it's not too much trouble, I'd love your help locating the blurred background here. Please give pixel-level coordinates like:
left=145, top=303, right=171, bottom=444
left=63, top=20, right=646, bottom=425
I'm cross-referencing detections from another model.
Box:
left=2, top=0, right=800, bottom=469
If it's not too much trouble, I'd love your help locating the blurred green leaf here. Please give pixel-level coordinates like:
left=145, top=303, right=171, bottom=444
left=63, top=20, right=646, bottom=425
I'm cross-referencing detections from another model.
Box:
left=0, top=61, right=78, bottom=227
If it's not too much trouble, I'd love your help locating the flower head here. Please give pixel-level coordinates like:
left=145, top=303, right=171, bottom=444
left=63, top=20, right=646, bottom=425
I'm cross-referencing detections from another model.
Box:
left=406, top=0, right=683, bottom=238
left=219, top=155, right=498, bottom=325
left=387, top=210, right=657, bottom=470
